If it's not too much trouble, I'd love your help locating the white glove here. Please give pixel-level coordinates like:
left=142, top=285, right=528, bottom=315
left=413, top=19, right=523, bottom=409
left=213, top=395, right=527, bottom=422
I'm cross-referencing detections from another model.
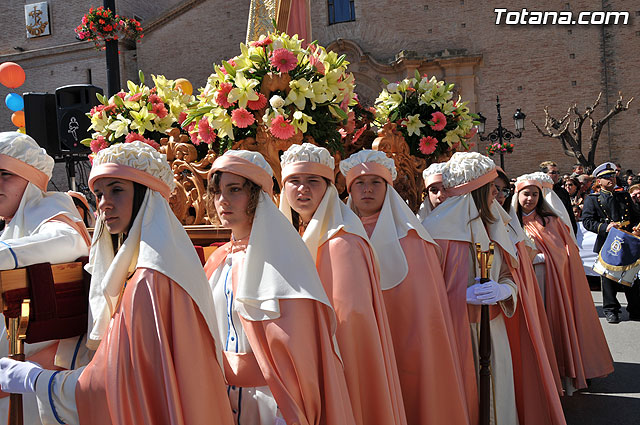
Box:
left=533, top=253, right=545, bottom=264
left=0, top=358, right=43, bottom=394
left=466, top=278, right=512, bottom=305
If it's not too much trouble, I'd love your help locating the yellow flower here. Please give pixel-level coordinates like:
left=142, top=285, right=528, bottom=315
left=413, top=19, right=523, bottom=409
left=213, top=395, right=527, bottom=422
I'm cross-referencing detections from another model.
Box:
left=286, top=78, right=314, bottom=110
left=227, top=73, right=259, bottom=109
left=106, top=114, right=132, bottom=139
left=130, top=107, right=156, bottom=134
left=211, top=109, right=234, bottom=139
left=292, top=110, right=315, bottom=133
left=405, top=114, right=425, bottom=136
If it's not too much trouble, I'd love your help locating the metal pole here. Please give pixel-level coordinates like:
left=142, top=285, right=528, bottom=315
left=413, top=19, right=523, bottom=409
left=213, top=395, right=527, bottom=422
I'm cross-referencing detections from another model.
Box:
left=495, top=95, right=505, bottom=170
left=104, top=0, right=120, bottom=96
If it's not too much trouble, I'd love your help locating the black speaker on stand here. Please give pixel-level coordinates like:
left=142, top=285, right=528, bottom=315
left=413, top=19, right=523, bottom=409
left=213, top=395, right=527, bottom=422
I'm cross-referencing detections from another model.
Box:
left=55, top=84, right=103, bottom=153
left=23, top=92, right=60, bottom=157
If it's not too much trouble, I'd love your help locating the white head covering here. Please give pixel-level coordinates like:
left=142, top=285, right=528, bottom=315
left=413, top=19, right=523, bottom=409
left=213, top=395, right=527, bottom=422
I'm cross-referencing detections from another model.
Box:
left=279, top=143, right=370, bottom=264
left=85, top=141, right=220, bottom=351
left=340, top=150, right=439, bottom=289
left=422, top=152, right=518, bottom=272
left=0, top=132, right=85, bottom=243
left=417, top=161, right=448, bottom=222
left=512, top=172, right=576, bottom=242
left=210, top=149, right=333, bottom=321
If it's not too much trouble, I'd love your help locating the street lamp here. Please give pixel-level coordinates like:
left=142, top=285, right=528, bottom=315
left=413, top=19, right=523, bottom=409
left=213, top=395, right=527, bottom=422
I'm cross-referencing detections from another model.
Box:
left=476, top=95, right=525, bottom=170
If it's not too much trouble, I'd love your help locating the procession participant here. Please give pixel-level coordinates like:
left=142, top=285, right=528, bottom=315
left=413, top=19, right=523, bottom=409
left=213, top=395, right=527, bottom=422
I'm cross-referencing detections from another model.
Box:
left=422, top=152, right=522, bottom=424
left=540, top=161, right=577, bottom=234
left=339, top=150, right=470, bottom=425
left=68, top=191, right=96, bottom=227
left=205, top=150, right=356, bottom=425
left=0, top=141, right=235, bottom=425
left=0, top=132, right=91, bottom=424
left=417, top=162, right=448, bottom=222
left=279, top=144, right=406, bottom=425
left=514, top=174, right=614, bottom=394
left=494, top=170, right=566, bottom=424
left=582, top=162, right=640, bottom=323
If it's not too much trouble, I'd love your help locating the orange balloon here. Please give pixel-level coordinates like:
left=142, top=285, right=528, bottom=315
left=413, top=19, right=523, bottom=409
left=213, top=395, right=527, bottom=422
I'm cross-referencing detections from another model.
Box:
left=11, top=111, right=25, bottom=127
left=0, top=62, right=26, bottom=89
left=174, top=78, right=193, bottom=96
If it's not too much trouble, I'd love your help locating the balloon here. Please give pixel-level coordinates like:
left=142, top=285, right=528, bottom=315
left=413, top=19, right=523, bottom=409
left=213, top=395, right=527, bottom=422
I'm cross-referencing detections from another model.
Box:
left=0, top=62, right=26, bottom=89
left=5, top=93, right=24, bottom=112
left=11, top=111, right=25, bottom=127
left=16, top=127, right=26, bottom=134
left=175, top=78, right=193, bottom=96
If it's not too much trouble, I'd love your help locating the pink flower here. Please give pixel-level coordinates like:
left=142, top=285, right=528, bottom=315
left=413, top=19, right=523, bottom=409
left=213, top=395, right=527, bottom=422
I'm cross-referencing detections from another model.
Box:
left=430, top=111, right=447, bottom=131
left=148, top=94, right=162, bottom=104
left=250, top=36, right=272, bottom=48
left=351, top=126, right=367, bottom=144
left=269, top=115, right=296, bottom=139
left=178, top=112, right=188, bottom=125
left=344, top=111, right=356, bottom=134
left=270, top=48, right=298, bottom=73
left=90, top=136, right=109, bottom=153
left=309, top=55, right=325, bottom=74
left=151, top=102, right=168, bottom=119
left=198, top=117, right=216, bottom=144
left=247, top=93, right=267, bottom=110
left=116, top=91, right=126, bottom=99
left=187, top=121, right=200, bottom=145
left=464, top=127, right=478, bottom=139
left=215, top=82, right=234, bottom=108
left=127, top=92, right=142, bottom=102
left=231, top=108, right=256, bottom=128
left=419, top=136, right=438, bottom=155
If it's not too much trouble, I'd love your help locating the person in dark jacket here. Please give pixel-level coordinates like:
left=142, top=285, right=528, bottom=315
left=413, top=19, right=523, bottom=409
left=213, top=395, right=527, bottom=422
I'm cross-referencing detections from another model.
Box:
left=582, top=162, right=640, bottom=323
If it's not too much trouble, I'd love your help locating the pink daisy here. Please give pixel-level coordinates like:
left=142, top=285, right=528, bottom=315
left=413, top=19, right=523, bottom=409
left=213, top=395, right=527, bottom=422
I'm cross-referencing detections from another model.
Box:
left=148, top=94, right=162, bottom=104
left=90, top=136, right=109, bottom=153
left=231, top=108, right=256, bottom=128
left=250, top=36, right=272, bottom=48
left=198, top=117, right=216, bottom=144
left=419, top=136, right=438, bottom=155
left=270, top=48, right=298, bottom=73
left=215, top=82, right=234, bottom=108
left=178, top=111, right=188, bottom=125
left=247, top=93, right=267, bottom=110
left=269, top=115, right=296, bottom=139
left=151, top=102, right=168, bottom=119
left=309, top=55, right=325, bottom=74
left=430, top=111, right=447, bottom=131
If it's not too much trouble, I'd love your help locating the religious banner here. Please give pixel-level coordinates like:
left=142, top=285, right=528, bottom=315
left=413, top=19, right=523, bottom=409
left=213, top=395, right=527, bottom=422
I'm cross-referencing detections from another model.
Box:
left=246, top=0, right=277, bottom=43
left=25, top=2, right=51, bottom=38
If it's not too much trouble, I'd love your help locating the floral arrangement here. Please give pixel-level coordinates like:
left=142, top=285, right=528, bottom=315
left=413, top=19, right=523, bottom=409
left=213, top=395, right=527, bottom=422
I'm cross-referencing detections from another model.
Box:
left=182, top=31, right=356, bottom=154
left=486, top=141, right=514, bottom=156
left=75, top=6, right=144, bottom=50
left=373, top=71, right=478, bottom=160
left=81, top=71, right=194, bottom=158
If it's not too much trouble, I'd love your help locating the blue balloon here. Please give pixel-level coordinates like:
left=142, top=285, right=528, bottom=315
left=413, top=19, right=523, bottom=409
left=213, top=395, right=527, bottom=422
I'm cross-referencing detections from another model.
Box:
left=5, top=93, right=24, bottom=112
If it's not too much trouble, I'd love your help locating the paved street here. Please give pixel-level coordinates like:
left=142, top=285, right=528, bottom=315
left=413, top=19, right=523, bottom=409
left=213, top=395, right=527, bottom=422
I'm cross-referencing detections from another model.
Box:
left=562, top=290, right=640, bottom=425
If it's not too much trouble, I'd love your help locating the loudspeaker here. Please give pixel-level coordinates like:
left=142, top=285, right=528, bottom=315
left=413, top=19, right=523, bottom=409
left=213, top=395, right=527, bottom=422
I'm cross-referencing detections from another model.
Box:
left=23, top=92, right=60, bottom=157
left=55, top=85, right=103, bottom=153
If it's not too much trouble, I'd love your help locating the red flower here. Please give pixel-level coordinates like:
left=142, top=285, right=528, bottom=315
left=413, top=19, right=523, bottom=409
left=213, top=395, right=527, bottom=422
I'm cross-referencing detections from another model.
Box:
left=309, top=54, right=325, bottom=74
left=116, top=91, right=126, bottom=99
left=99, top=19, right=105, bottom=24
left=269, top=115, right=296, bottom=139
left=90, top=136, right=109, bottom=153
left=215, top=82, right=234, bottom=108
left=430, top=111, right=447, bottom=131
left=151, top=102, right=168, bottom=119
left=419, top=136, right=438, bottom=155
left=148, top=94, right=162, bottom=104
left=127, top=92, right=142, bottom=102
left=104, top=25, right=113, bottom=32
left=247, top=93, right=267, bottom=110
left=178, top=112, right=188, bottom=125
left=250, top=36, right=272, bottom=48
left=270, top=48, right=298, bottom=73
left=231, top=108, right=256, bottom=128
left=198, top=117, right=216, bottom=144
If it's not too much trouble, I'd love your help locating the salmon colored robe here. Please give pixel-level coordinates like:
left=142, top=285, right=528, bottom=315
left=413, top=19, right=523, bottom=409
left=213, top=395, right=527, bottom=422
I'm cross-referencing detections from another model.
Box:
left=360, top=217, right=471, bottom=425
left=76, top=268, right=234, bottom=425
left=205, top=243, right=356, bottom=425
left=502, top=240, right=566, bottom=425
left=315, top=229, right=406, bottom=425
left=522, top=214, right=614, bottom=389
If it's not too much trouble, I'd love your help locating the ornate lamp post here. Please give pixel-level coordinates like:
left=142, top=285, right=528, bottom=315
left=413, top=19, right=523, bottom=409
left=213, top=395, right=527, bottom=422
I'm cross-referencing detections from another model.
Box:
left=476, top=95, right=526, bottom=170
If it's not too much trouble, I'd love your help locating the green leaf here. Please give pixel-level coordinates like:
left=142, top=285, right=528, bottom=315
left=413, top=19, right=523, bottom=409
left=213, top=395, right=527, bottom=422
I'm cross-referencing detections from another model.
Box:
left=249, top=55, right=263, bottom=63
left=381, top=78, right=390, bottom=86
left=414, top=69, right=421, bottom=80
left=113, top=95, right=124, bottom=108
left=96, top=93, right=106, bottom=105
left=138, top=70, right=145, bottom=85
left=335, top=54, right=346, bottom=68
left=330, top=105, right=348, bottom=121
left=222, top=60, right=236, bottom=77
left=389, top=110, right=398, bottom=122
left=80, top=138, right=93, bottom=147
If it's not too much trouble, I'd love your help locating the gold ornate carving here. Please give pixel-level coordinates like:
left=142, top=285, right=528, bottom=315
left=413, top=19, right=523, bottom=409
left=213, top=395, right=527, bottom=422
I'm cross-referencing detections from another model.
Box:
left=25, top=3, right=50, bottom=37
left=372, top=123, right=426, bottom=213
left=247, top=0, right=277, bottom=43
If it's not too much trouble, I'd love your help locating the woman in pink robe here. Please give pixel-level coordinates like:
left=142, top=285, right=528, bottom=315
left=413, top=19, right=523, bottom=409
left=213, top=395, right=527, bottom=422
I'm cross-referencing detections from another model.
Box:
left=0, top=141, right=235, bottom=425
left=204, top=150, right=356, bottom=425
left=514, top=178, right=614, bottom=391
left=278, top=143, right=406, bottom=425
left=339, top=150, right=470, bottom=425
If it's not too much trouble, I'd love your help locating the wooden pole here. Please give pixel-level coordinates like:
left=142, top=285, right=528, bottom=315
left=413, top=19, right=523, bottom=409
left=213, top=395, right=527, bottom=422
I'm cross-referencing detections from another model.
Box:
left=476, top=243, right=494, bottom=425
